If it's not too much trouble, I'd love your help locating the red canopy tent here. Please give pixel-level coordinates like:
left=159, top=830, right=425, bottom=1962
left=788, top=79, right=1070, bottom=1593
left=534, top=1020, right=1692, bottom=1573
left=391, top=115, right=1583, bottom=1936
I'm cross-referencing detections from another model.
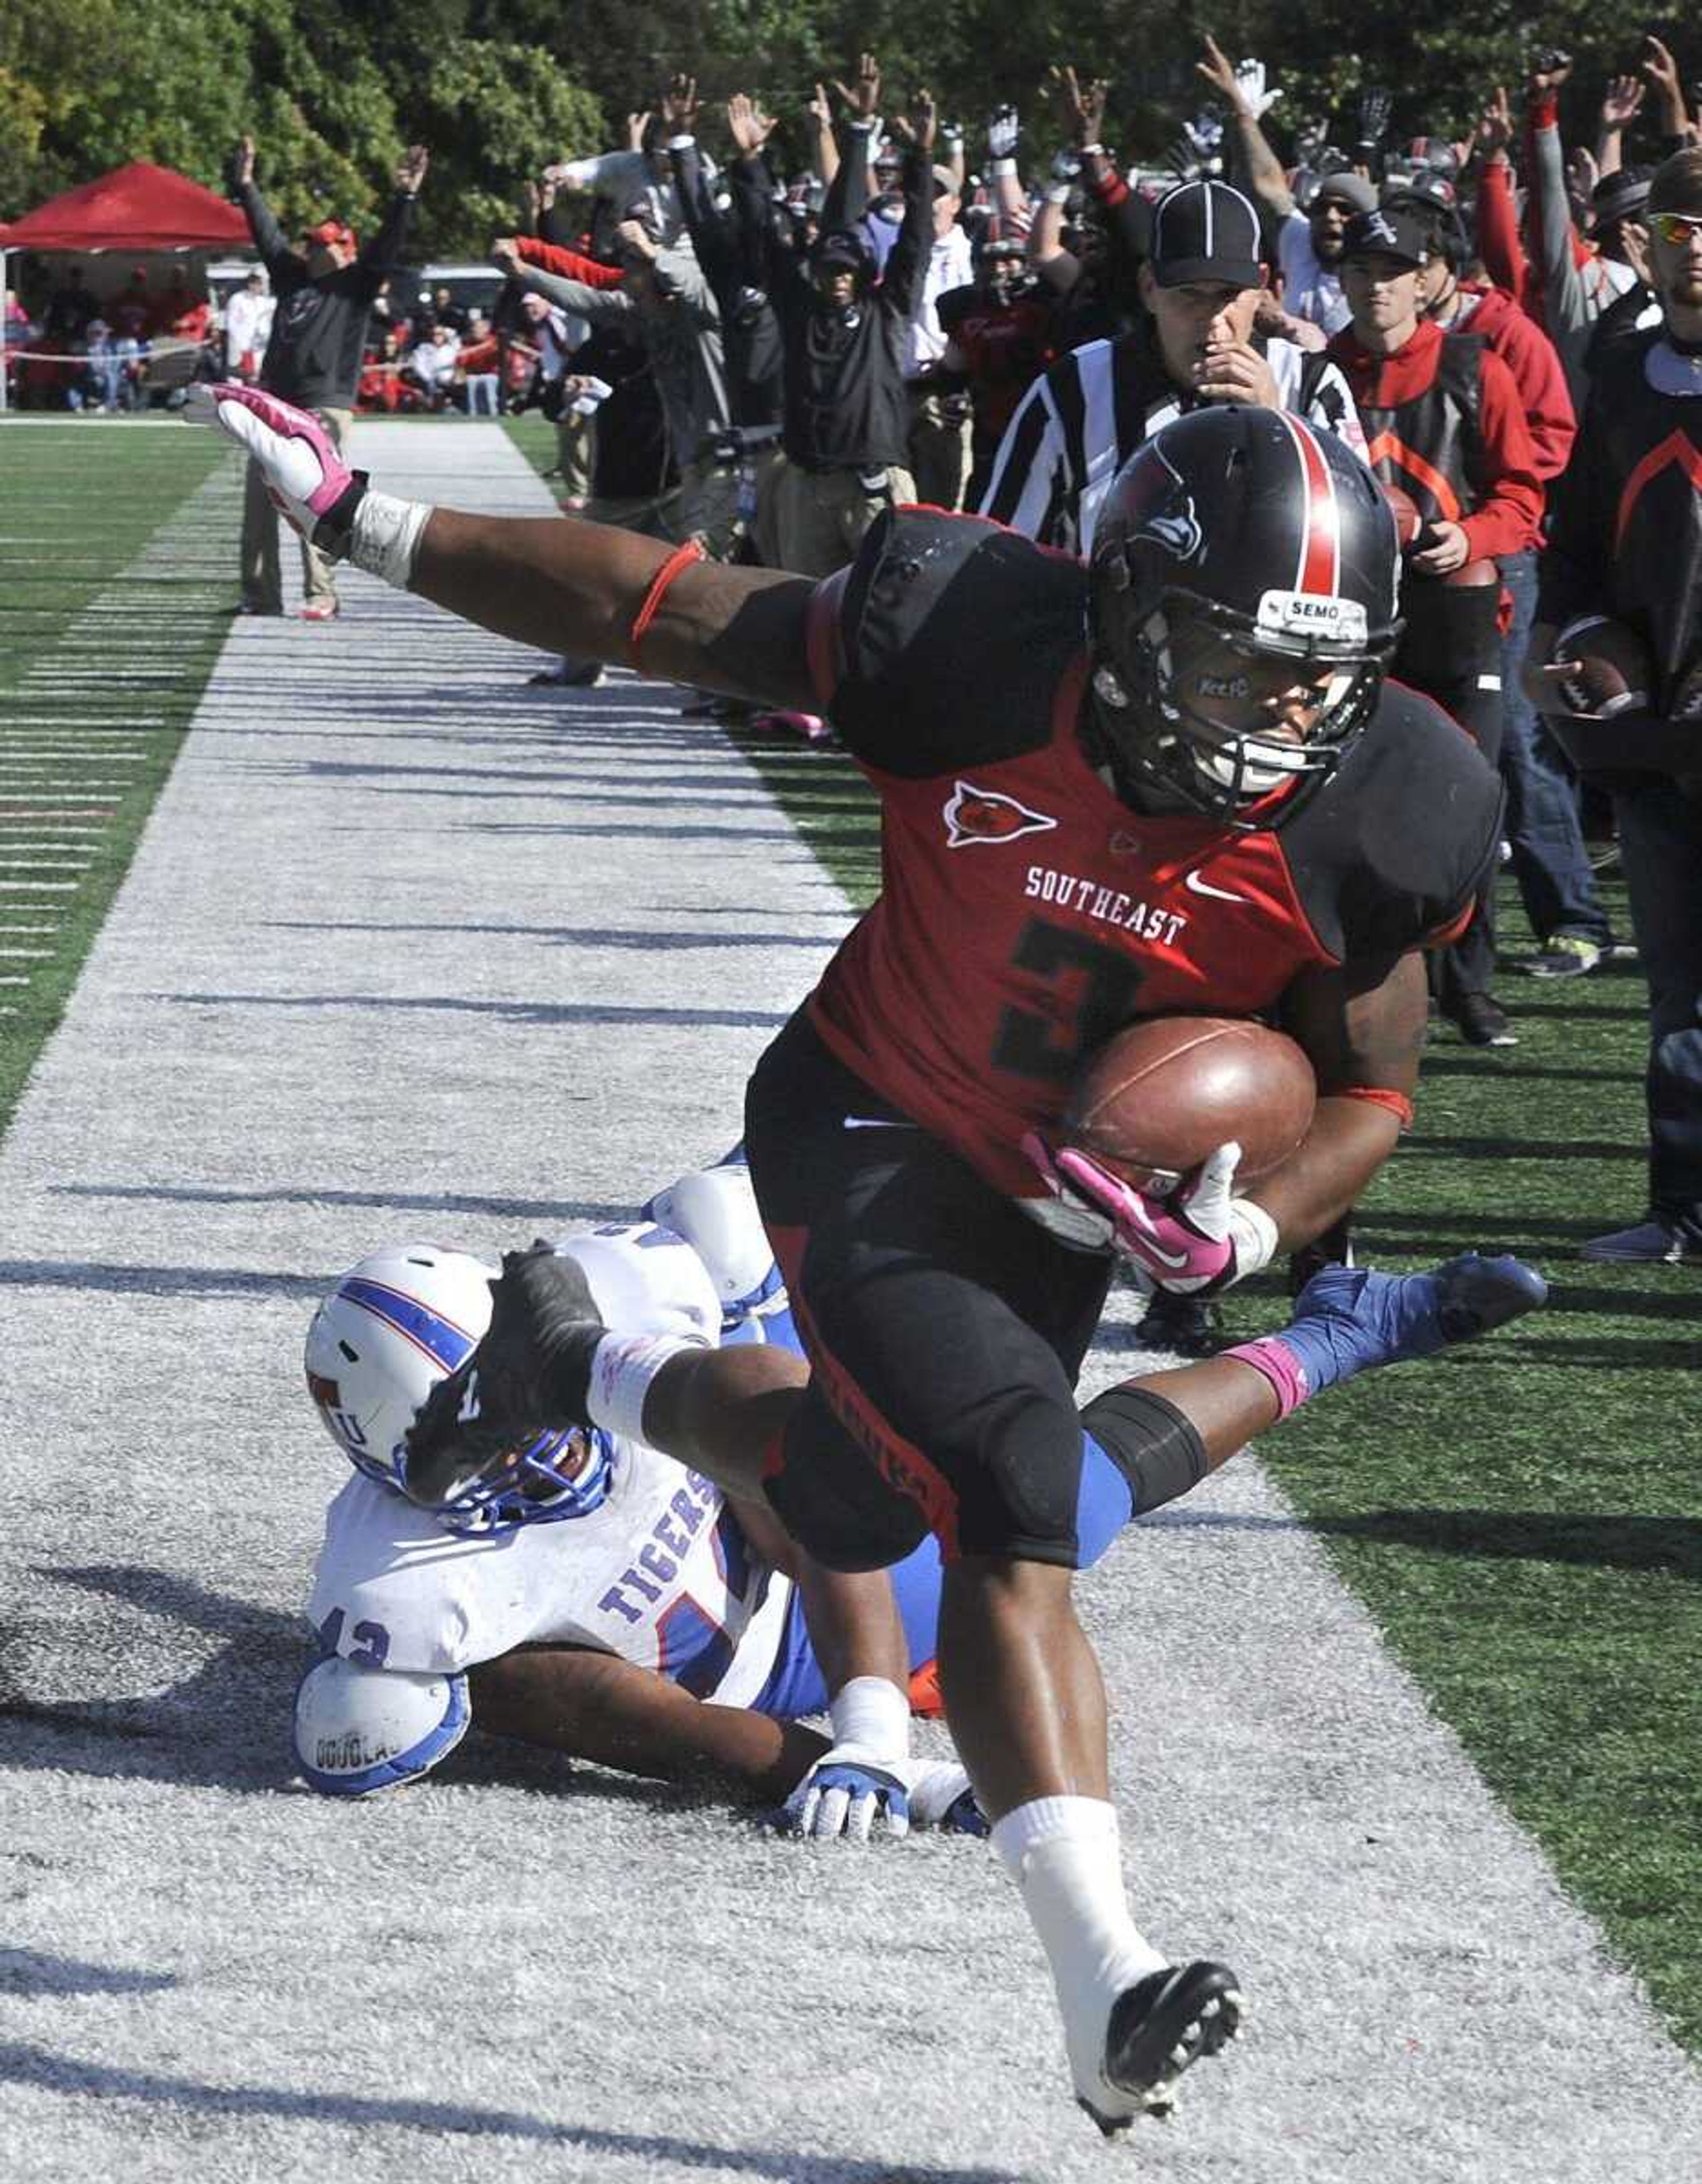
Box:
left=0, top=162, right=251, bottom=407
left=0, top=160, right=249, bottom=253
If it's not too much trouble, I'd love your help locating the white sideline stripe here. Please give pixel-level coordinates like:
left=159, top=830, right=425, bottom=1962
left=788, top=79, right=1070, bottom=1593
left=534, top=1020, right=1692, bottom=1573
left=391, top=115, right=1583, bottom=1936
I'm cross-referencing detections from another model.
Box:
left=0, top=948, right=52, bottom=958
left=0, top=881, right=77, bottom=891
left=0, top=421, right=1694, bottom=2184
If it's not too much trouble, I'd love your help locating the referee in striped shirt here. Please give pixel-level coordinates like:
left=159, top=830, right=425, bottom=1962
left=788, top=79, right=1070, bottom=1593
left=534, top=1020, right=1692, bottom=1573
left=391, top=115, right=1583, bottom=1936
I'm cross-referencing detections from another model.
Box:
left=981, top=179, right=1367, bottom=554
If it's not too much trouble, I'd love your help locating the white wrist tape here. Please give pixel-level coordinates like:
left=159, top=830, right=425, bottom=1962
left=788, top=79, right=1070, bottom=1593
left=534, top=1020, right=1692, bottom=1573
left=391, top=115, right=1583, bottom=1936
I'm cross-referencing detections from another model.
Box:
left=991, top=156, right=1018, bottom=177
left=586, top=1332, right=709, bottom=1446
left=347, top=490, right=433, bottom=589
left=828, top=1676, right=910, bottom=1762
left=1225, top=1198, right=1280, bottom=1285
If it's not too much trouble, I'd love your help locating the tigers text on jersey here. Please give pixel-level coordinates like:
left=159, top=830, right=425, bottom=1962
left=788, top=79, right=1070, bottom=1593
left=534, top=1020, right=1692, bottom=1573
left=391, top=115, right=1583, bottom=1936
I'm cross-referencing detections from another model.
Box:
left=801, top=510, right=1503, bottom=1203
left=308, top=1447, right=791, bottom=1705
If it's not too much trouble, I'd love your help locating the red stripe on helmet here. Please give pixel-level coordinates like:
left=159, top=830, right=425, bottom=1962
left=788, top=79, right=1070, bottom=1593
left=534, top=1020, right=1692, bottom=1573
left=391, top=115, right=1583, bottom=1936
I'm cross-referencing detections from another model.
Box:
left=1277, top=411, right=1341, bottom=598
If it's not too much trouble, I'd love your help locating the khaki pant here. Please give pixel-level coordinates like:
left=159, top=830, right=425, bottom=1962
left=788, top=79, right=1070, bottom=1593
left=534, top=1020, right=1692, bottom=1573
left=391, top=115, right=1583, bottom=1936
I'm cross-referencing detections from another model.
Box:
left=906, top=387, right=971, bottom=513
left=555, top=408, right=594, bottom=503
left=240, top=405, right=351, bottom=611
left=773, top=461, right=917, bottom=579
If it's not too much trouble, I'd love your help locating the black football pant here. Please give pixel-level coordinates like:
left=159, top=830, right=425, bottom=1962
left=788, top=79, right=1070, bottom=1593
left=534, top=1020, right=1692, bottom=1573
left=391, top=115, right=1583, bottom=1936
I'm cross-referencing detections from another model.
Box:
left=742, top=1010, right=1114, bottom=1571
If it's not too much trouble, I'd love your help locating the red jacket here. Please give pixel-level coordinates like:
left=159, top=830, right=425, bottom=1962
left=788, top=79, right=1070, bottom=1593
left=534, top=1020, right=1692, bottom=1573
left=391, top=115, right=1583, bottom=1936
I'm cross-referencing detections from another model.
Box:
left=1449, top=282, right=1575, bottom=484
left=1474, top=156, right=1532, bottom=316
left=515, top=237, right=623, bottom=290
left=1326, top=318, right=1544, bottom=563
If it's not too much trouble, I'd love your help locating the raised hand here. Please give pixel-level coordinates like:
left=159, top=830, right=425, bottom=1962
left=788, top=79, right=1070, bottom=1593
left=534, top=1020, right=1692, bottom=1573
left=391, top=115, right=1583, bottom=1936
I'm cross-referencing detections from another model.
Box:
left=890, top=89, right=937, bottom=155
left=726, top=93, right=777, bottom=156
left=1529, top=51, right=1572, bottom=99
left=986, top=103, right=1020, bottom=162
left=1195, top=33, right=1242, bottom=109
left=234, top=134, right=256, bottom=188
left=396, top=144, right=429, bottom=195
left=660, top=72, right=699, bottom=134
left=1047, top=63, right=1108, bottom=148
left=1476, top=86, right=1513, bottom=159
left=624, top=110, right=649, bottom=153
left=829, top=51, right=882, bottom=122
left=1234, top=53, right=1282, bottom=120
left=805, top=82, right=834, bottom=134
left=1601, top=72, right=1646, bottom=129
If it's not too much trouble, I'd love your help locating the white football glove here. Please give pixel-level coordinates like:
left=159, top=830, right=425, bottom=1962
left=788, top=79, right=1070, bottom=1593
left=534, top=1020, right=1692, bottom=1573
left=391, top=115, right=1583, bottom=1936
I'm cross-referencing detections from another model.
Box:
left=784, top=1745, right=916, bottom=1841
left=1234, top=56, right=1283, bottom=120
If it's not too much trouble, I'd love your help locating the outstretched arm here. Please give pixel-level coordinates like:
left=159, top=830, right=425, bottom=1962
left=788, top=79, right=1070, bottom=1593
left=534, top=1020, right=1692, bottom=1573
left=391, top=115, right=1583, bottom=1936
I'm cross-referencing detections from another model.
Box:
left=189, top=382, right=820, bottom=708
left=468, top=1646, right=828, bottom=1798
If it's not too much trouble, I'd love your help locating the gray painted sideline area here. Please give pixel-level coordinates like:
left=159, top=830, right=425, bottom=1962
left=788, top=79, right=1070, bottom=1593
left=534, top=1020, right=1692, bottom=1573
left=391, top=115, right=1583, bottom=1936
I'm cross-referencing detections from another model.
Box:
left=0, top=422, right=1694, bottom=2183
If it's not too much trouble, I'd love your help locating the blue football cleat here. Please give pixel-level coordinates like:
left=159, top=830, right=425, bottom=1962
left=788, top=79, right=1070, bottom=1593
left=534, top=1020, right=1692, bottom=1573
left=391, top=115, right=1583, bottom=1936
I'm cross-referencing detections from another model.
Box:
left=1283, top=1252, right=1548, bottom=1388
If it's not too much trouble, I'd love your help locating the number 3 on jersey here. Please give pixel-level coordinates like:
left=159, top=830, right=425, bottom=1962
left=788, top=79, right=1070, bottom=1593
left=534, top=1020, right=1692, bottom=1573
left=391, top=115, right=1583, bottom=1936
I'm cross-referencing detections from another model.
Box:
left=990, top=918, right=1145, bottom=1084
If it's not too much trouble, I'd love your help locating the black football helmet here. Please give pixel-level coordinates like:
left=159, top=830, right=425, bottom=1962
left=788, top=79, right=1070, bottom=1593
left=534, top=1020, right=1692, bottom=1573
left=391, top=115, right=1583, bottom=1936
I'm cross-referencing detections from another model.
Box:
left=1087, top=406, right=1402, bottom=827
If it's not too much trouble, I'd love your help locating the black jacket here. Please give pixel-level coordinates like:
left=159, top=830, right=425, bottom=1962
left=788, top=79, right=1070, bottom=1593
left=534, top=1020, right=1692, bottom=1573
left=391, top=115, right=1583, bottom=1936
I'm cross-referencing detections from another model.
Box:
left=735, top=125, right=931, bottom=471
left=240, top=181, right=415, bottom=410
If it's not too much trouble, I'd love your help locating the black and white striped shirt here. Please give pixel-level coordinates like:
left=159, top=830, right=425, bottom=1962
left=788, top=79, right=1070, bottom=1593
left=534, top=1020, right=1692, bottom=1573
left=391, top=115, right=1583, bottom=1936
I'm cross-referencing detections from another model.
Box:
left=980, top=329, right=1368, bottom=555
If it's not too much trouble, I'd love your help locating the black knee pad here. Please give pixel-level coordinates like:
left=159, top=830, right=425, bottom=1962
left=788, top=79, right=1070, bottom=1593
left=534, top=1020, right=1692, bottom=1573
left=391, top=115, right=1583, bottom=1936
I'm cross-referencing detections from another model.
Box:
left=1079, top=1384, right=1208, bottom=1517
left=963, top=1384, right=1089, bottom=1565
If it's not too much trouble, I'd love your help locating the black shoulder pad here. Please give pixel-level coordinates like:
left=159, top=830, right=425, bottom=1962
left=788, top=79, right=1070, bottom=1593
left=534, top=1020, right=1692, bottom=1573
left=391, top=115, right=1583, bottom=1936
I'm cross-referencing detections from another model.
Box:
left=829, top=508, right=1089, bottom=776
left=1280, top=682, right=1504, bottom=961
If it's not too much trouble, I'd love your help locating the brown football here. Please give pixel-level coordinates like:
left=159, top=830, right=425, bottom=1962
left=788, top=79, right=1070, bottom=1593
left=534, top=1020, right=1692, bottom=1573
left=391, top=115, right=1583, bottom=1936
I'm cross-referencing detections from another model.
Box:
left=1062, top=1016, right=1317, bottom=1187
left=1550, top=614, right=1653, bottom=718
left=1381, top=480, right=1423, bottom=548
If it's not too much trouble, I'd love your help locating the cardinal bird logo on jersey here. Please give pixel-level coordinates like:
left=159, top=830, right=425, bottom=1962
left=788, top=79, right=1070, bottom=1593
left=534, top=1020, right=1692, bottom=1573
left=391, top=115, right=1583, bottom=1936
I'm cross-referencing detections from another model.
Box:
left=943, top=779, right=1060, bottom=848
left=1122, top=442, right=1203, bottom=562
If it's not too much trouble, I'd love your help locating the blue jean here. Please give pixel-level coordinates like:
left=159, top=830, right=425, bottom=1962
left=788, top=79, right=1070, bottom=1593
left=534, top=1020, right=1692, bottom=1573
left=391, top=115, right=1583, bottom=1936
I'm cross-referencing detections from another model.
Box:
left=1499, top=550, right=1611, bottom=944
left=1613, top=779, right=1702, bottom=1215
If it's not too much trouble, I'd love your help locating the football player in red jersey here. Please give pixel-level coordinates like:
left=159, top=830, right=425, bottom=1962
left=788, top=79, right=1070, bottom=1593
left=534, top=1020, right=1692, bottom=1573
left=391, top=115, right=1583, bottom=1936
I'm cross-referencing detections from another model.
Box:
left=190, top=387, right=1514, bottom=2129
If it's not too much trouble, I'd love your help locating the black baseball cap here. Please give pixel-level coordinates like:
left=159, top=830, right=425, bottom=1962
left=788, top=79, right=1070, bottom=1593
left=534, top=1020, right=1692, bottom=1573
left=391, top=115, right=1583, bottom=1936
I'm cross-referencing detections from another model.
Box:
left=1148, top=179, right=1262, bottom=289
left=1341, top=205, right=1430, bottom=269
left=1589, top=167, right=1651, bottom=235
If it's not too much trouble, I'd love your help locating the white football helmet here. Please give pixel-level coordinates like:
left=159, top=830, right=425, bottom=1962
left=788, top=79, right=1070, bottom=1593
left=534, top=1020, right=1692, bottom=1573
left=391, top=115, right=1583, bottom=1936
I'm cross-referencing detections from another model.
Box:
left=303, top=1242, right=612, bottom=1533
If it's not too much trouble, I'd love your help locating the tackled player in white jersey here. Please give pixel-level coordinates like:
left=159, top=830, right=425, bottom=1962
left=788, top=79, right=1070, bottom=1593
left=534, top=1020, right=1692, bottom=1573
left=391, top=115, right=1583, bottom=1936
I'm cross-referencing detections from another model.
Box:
left=297, top=1160, right=980, bottom=1840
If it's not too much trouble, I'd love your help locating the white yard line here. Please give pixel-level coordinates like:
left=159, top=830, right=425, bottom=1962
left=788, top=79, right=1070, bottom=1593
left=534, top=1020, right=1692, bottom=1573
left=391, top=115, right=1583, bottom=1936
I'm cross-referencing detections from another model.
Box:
left=0, top=421, right=1694, bottom=2184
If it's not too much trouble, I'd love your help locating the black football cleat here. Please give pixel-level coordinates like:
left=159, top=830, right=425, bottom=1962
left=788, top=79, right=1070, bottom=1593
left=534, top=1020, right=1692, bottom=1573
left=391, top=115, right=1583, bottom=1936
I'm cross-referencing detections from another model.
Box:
left=1080, top=1960, right=1245, bottom=2133
left=400, top=1243, right=605, bottom=1510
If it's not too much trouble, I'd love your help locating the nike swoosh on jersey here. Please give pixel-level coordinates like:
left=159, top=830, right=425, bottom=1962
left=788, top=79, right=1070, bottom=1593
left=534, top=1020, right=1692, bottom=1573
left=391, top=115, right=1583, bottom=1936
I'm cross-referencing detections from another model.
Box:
left=1183, top=870, right=1250, bottom=904
left=843, top=1116, right=914, bottom=1130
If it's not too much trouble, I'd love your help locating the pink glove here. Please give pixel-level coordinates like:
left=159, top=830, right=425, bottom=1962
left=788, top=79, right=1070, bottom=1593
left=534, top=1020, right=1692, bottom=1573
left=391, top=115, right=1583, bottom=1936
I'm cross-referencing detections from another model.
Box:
left=1022, top=1134, right=1273, bottom=1294
left=186, top=382, right=367, bottom=554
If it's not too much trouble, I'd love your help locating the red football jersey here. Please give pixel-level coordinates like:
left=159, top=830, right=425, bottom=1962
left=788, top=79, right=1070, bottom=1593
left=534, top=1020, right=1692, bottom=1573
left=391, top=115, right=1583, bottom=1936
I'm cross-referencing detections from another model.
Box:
left=801, top=511, right=1501, bottom=1201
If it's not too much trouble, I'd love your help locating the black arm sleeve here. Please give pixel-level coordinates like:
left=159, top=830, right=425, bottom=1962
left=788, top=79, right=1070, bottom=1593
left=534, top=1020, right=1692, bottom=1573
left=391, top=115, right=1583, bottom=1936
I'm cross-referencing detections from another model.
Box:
left=670, top=141, right=736, bottom=295
left=355, top=192, right=417, bottom=294
left=238, top=182, right=300, bottom=285
left=823, top=121, right=872, bottom=232
left=882, top=147, right=934, bottom=323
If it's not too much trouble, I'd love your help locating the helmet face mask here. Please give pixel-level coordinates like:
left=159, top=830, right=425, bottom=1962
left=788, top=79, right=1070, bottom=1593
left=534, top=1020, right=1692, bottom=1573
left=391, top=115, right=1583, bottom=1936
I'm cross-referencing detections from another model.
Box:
left=1088, top=410, right=1400, bottom=828
left=304, top=1244, right=613, bottom=1535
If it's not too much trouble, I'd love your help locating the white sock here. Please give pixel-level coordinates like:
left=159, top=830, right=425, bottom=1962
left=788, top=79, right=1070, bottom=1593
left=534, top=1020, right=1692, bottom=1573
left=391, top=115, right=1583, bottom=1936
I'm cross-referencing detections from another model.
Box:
left=992, top=1796, right=1167, bottom=2099
left=347, top=489, right=432, bottom=588
left=585, top=1332, right=706, bottom=1447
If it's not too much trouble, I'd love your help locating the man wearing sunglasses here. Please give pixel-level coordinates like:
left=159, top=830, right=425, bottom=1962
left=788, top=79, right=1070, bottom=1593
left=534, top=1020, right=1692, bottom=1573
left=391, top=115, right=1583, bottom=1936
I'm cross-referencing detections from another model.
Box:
left=1529, top=148, right=1702, bottom=1264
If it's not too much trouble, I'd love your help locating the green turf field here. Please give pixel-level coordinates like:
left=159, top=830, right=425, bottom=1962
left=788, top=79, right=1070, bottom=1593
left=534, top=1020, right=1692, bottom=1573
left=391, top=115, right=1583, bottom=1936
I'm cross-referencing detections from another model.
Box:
left=726, top=729, right=1702, bottom=2055
left=0, top=420, right=242, bottom=1133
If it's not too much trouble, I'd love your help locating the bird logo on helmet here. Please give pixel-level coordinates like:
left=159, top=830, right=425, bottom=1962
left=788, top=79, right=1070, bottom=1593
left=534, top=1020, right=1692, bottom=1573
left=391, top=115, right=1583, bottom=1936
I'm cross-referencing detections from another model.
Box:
left=1086, top=407, right=1401, bottom=828
left=303, top=1244, right=613, bottom=1533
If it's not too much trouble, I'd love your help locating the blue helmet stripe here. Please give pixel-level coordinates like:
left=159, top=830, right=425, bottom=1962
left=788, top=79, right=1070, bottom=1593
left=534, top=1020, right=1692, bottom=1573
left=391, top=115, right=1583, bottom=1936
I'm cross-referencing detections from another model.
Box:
left=340, top=1277, right=476, bottom=1374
